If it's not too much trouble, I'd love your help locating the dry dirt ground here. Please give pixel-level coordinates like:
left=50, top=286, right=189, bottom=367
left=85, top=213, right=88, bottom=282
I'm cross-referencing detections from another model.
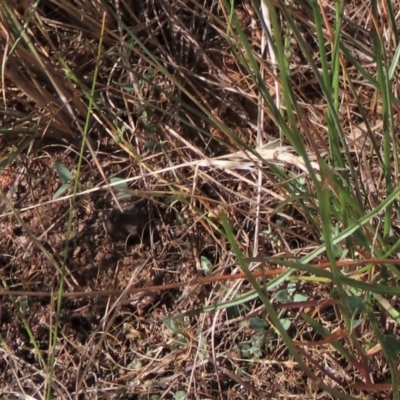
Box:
left=0, top=138, right=297, bottom=399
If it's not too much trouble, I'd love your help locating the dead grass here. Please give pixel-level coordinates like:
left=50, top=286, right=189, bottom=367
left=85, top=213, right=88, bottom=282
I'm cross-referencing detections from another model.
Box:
left=0, top=0, right=400, bottom=399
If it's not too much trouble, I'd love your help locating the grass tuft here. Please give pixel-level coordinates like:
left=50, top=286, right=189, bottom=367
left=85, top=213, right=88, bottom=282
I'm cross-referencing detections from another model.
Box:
left=1, top=0, right=400, bottom=399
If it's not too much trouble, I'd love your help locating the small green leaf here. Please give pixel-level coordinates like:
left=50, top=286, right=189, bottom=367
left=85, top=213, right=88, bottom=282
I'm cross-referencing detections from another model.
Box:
left=110, top=177, right=128, bottom=191
left=163, top=316, right=183, bottom=334
left=274, top=289, right=290, bottom=303
left=279, top=318, right=291, bottom=331
left=55, top=161, right=73, bottom=183
left=249, top=317, right=268, bottom=332
left=259, top=228, right=272, bottom=237
left=293, top=293, right=308, bottom=302
left=170, top=335, right=189, bottom=347
left=173, top=390, right=186, bottom=400
left=237, top=343, right=251, bottom=359
left=110, top=177, right=131, bottom=200
left=287, top=281, right=297, bottom=293
left=345, top=296, right=365, bottom=315
left=145, top=141, right=163, bottom=153
left=249, top=334, right=263, bottom=357
left=200, top=255, right=213, bottom=275
left=53, top=183, right=70, bottom=199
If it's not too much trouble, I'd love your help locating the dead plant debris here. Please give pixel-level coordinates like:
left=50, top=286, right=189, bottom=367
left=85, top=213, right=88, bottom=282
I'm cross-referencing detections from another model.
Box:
left=0, top=1, right=398, bottom=399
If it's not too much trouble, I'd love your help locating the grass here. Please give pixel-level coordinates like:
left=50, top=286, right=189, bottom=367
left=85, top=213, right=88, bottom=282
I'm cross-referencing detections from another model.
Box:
left=1, top=0, right=400, bottom=399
